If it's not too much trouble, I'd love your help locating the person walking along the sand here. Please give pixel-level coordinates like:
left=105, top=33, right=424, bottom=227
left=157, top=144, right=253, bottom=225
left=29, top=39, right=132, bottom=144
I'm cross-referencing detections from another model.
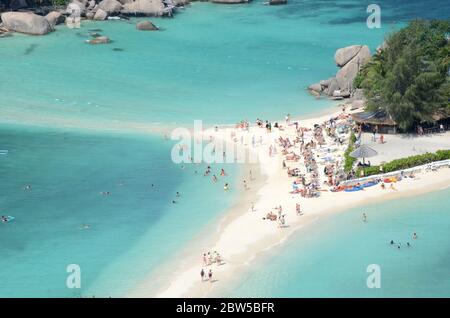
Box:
left=208, top=269, right=213, bottom=283
left=200, top=268, right=205, bottom=282
left=296, top=203, right=302, bottom=216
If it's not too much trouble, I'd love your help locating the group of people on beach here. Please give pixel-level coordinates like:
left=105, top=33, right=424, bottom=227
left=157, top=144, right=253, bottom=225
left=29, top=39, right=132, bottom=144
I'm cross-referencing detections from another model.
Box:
left=200, top=251, right=224, bottom=283
left=262, top=205, right=287, bottom=228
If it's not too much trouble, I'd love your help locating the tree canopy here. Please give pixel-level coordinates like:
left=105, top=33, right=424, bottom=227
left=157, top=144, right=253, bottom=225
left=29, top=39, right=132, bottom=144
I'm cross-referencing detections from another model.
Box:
left=355, top=20, right=450, bottom=131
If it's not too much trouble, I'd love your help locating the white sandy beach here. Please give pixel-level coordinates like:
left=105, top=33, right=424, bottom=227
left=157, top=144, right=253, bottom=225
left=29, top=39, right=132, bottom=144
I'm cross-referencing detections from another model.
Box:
left=129, top=108, right=450, bottom=298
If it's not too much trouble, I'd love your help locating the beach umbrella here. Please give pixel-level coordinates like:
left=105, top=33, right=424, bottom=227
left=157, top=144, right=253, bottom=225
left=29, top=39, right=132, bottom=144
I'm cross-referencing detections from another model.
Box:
left=350, top=144, right=377, bottom=164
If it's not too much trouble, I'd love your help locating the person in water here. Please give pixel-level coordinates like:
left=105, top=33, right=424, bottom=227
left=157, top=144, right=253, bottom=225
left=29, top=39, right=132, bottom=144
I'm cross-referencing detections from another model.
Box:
left=212, top=175, right=218, bottom=183
left=362, top=213, right=367, bottom=222
left=224, top=183, right=229, bottom=191
left=176, top=192, right=181, bottom=197
left=220, top=169, right=226, bottom=176
left=390, top=240, right=395, bottom=245
left=413, top=232, right=418, bottom=240
left=1, top=216, right=8, bottom=223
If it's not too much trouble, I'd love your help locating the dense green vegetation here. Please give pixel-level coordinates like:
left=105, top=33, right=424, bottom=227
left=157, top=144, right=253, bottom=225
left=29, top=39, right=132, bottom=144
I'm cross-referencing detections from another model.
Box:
left=344, top=132, right=357, bottom=172
left=355, top=20, right=450, bottom=131
left=356, top=149, right=450, bottom=177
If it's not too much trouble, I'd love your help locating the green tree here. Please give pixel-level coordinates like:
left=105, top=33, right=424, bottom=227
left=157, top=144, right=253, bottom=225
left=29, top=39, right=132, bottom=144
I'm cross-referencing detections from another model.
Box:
left=357, top=20, right=450, bottom=131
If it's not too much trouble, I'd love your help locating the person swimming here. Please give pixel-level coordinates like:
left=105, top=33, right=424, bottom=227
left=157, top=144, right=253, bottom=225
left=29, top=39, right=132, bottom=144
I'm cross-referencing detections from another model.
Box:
left=176, top=192, right=181, bottom=197
left=1, top=216, right=8, bottom=223
left=24, top=184, right=32, bottom=190
left=390, top=240, right=395, bottom=245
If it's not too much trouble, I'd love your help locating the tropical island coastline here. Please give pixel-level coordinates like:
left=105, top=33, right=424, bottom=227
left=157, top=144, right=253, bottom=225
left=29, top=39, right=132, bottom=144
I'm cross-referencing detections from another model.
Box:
left=0, top=1, right=449, bottom=298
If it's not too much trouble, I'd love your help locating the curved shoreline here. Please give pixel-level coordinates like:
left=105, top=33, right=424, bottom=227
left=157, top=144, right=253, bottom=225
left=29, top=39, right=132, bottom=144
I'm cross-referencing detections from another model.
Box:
left=129, top=109, right=450, bottom=298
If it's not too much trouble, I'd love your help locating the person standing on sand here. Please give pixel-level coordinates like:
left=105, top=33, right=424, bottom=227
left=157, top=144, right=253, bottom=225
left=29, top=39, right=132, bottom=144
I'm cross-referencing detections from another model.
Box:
left=200, top=268, right=205, bottom=282
left=203, top=254, right=207, bottom=266
left=208, top=270, right=213, bottom=283
left=296, top=203, right=302, bottom=216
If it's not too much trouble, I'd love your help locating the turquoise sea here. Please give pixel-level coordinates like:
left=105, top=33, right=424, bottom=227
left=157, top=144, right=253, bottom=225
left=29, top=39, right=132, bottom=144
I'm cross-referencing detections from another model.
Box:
left=225, top=188, right=450, bottom=298
left=0, top=1, right=449, bottom=297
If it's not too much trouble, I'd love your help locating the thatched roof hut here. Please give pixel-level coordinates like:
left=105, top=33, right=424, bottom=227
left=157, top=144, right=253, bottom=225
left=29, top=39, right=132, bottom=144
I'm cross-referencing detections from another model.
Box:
left=351, top=109, right=398, bottom=134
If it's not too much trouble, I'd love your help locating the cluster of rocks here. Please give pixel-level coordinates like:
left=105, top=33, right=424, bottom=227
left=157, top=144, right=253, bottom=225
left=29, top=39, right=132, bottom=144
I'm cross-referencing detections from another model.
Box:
left=308, top=45, right=371, bottom=109
left=0, top=0, right=182, bottom=36
left=70, top=0, right=175, bottom=20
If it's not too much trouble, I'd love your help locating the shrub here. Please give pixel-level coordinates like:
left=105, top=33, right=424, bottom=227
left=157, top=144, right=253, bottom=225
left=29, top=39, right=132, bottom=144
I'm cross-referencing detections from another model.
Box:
left=356, top=149, right=450, bottom=177
left=344, top=132, right=357, bottom=172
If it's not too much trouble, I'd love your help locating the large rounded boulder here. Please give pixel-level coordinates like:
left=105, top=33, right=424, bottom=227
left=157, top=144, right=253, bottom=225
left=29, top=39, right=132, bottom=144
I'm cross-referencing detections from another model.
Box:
left=0, top=12, right=53, bottom=35
left=45, top=11, right=66, bottom=27
left=98, top=0, right=123, bottom=14
left=334, top=45, right=362, bottom=67
left=93, top=8, right=108, bottom=20
left=122, top=0, right=165, bottom=16
left=336, top=46, right=371, bottom=91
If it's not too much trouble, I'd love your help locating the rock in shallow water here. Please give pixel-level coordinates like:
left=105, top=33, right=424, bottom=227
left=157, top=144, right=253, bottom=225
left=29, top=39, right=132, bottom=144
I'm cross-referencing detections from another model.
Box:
left=136, top=20, right=159, bottom=31
left=0, top=12, right=53, bottom=35
left=269, top=0, right=287, bottom=5
left=86, top=36, right=110, bottom=44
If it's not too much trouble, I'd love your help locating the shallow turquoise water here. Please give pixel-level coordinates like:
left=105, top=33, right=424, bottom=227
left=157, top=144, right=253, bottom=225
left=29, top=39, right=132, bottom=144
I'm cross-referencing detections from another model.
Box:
left=226, top=189, right=450, bottom=297
left=0, top=1, right=392, bottom=127
left=0, top=125, right=238, bottom=297
left=0, top=0, right=448, bottom=297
